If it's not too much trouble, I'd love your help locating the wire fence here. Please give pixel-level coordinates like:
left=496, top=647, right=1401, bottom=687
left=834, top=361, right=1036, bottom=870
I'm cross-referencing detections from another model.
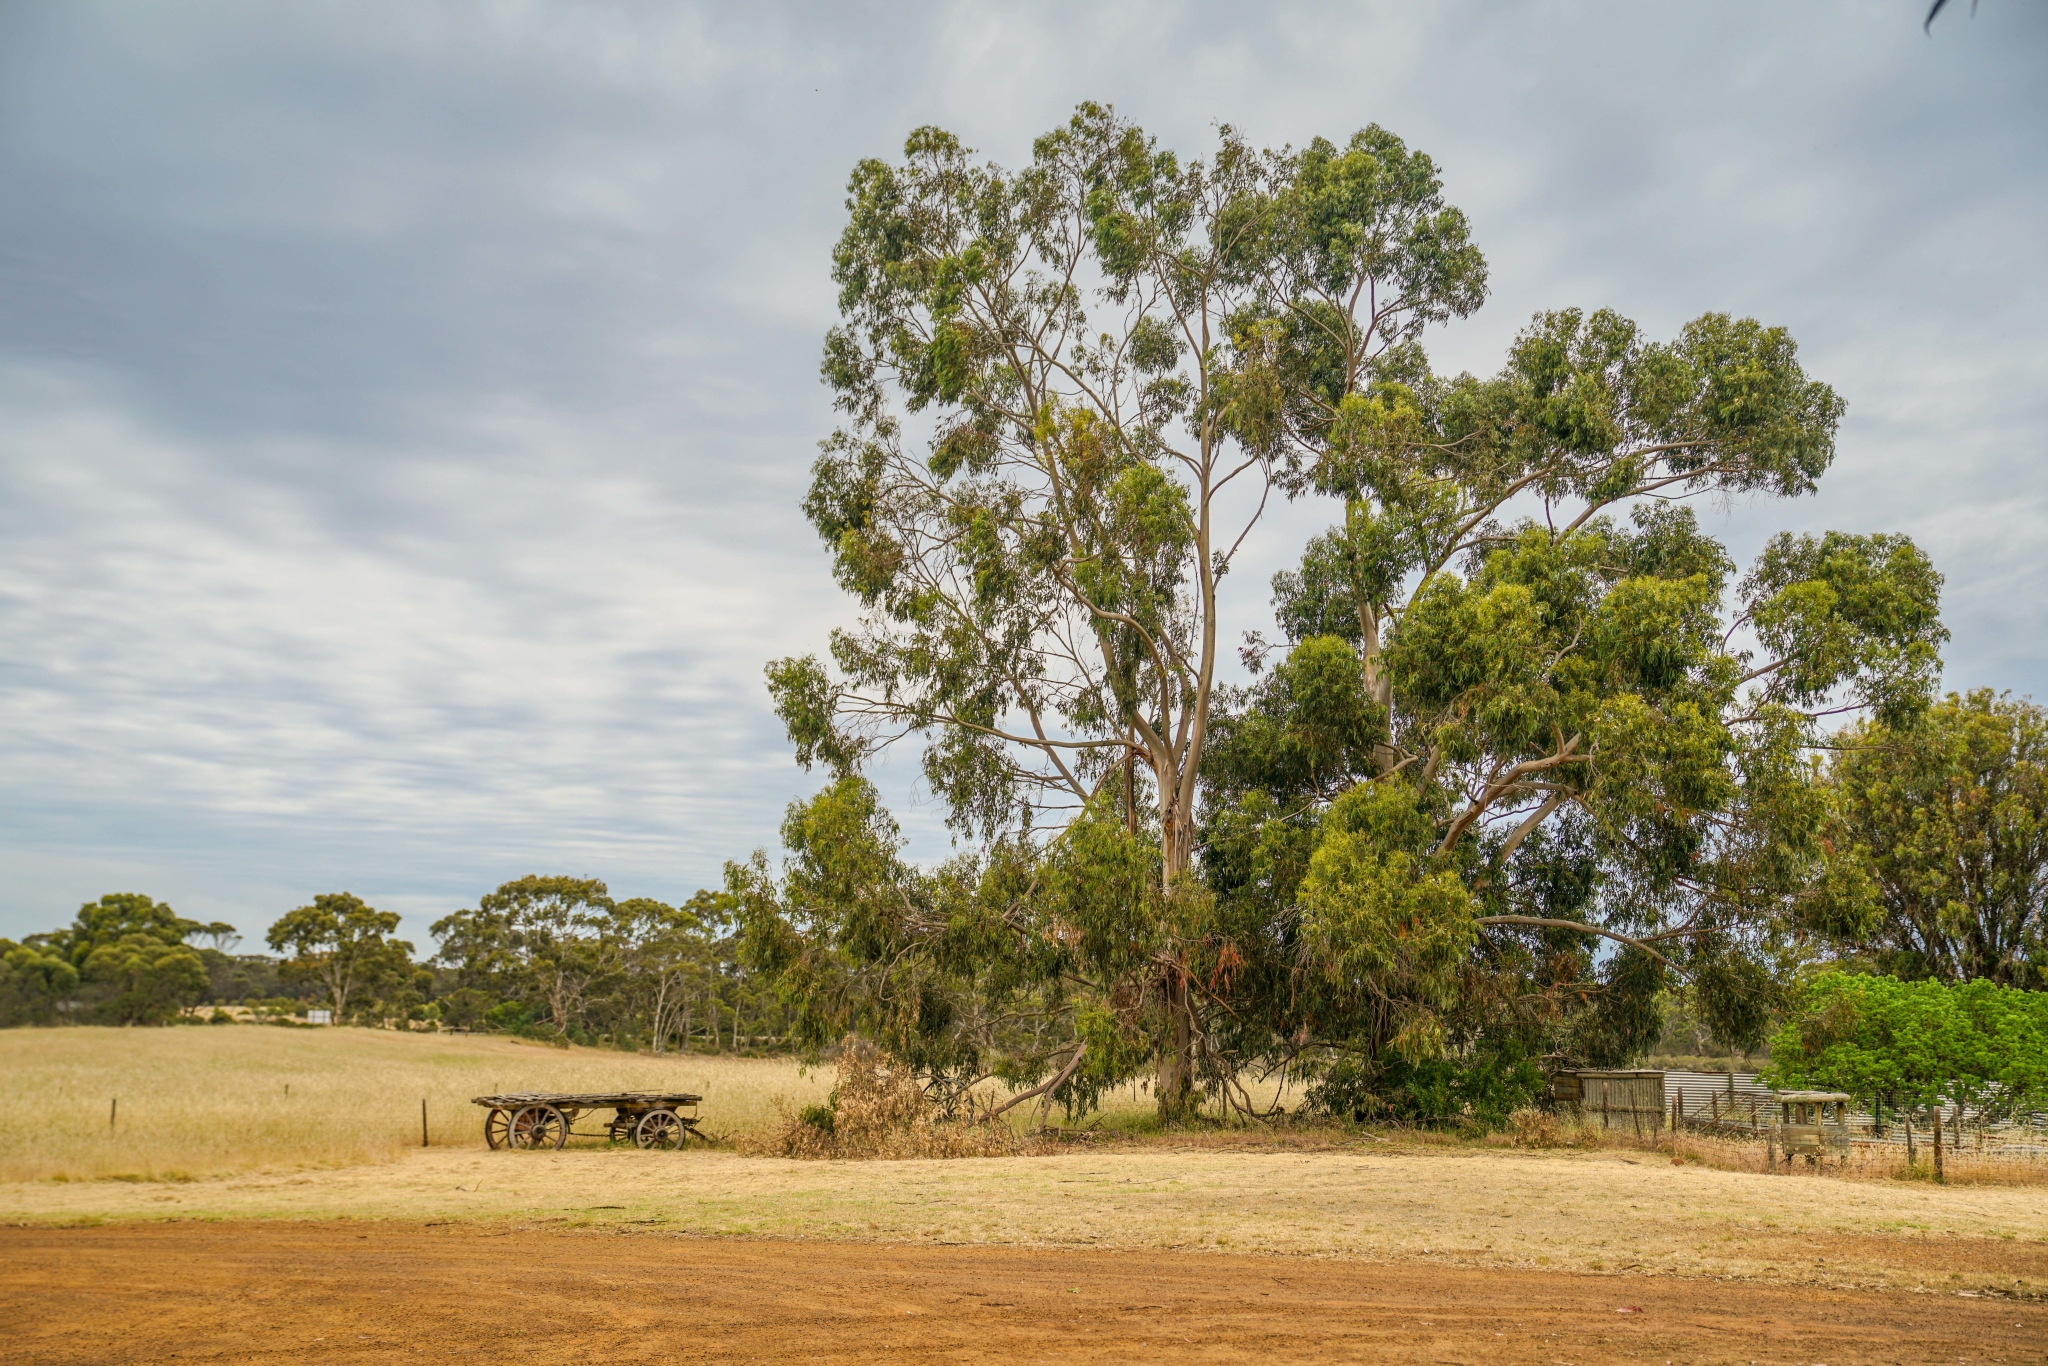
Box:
left=1654, top=1071, right=2048, bottom=1184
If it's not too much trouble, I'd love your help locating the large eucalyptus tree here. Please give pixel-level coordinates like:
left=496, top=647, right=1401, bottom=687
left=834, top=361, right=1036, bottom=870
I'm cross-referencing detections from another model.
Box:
left=753, top=104, right=1947, bottom=1122
left=772, top=105, right=1486, bottom=876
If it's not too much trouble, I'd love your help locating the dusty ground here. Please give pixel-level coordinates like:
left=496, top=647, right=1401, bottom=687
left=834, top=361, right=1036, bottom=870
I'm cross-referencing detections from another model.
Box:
left=3, top=1221, right=2044, bottom=1365
left=8, top=1145, right=2047, bottom=1297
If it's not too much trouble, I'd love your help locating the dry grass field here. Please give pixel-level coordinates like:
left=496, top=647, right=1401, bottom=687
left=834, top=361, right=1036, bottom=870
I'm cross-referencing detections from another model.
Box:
left=6, top=1026, right=2047, bottom=1294
left=0, top=1025, right=832, bottom=1182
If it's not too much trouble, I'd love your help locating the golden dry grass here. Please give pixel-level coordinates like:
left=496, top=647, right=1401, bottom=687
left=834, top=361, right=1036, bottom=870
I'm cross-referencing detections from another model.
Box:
left=7, top=1143, right=2048, bottom=1297
left=0, top=1026, right=831, bottom=1182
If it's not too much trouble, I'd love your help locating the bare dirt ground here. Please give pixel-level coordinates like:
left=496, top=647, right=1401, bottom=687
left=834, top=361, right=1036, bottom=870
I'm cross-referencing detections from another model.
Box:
left=3, top=1221, right=2044, bottom=1365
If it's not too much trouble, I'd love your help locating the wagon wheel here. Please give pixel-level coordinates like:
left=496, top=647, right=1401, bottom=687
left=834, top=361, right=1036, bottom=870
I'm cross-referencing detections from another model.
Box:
left=484, top=1107, right=511, bottom=1150
left=508, top=1104, right=568, bottom=1151
left=634, top=1109, right=685, bottom=1151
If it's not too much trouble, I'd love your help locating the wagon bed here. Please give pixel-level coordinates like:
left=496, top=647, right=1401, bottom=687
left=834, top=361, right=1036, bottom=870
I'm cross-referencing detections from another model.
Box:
left=472, top=1090, right=705, bottom=1150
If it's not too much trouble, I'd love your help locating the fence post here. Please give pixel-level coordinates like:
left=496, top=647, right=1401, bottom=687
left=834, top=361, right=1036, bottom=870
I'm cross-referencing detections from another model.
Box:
left=1905, top=1113, right=1917, bottom=1167
left=110, top=1097, right=116, bottom=1129
left=1933, top=1108, right=1945, bottom=1183
left=422, top=1097, right=430, bottom=1149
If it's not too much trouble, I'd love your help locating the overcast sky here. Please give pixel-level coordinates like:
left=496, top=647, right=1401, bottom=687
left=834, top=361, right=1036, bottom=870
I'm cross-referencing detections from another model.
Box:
left=1, top=0, right=2042, bottom=949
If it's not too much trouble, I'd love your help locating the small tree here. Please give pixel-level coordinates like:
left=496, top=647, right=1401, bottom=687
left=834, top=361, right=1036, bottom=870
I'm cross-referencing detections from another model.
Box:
left=1766, top=970, right=2048, bottom=1118
left=81, top=935, right=210, bottom=1025
left=0, top=940, right=81, bottom=1026
left=266, top=893, right=413, bottom=1021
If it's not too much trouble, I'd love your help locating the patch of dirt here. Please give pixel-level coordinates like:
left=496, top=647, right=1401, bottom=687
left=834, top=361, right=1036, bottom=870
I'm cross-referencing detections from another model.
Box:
left=2, top=1222, right=2043, bottom=1365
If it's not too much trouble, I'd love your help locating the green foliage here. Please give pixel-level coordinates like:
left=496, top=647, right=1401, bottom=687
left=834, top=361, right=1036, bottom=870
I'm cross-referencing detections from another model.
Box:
left=433, top=876, right=618, bottom=1039
left=0, top=940, right=81, bottom=1026
left=61, top=893, right=203, bottom=962
left=1309, top=1043, right=1546, bottom=1129
left=1744, top=532, right=1947, bottom=728
left=1764, top=970, right=2048, bottom=1115
left=739, top=102, right=1959, bottom=1132
left=0, top=894, right=218, bottom=1025
left=80, top=934, right=209, bottom=1025
left=1809, top=690, right=2048, bottom=988
left=267, top=892, right=412, bottom=1022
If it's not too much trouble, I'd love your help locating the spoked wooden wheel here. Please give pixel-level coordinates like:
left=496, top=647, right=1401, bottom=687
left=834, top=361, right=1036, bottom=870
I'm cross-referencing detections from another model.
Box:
left=508, top=1103, right=567, bottom=1150
left=634, top=1109, right=684, bottom=1150
left=484, top=1107, right=510, bottom=1150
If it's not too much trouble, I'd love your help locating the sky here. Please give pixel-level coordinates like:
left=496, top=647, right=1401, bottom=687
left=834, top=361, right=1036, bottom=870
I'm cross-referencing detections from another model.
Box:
left=1, top=0, right=2043, bottom=950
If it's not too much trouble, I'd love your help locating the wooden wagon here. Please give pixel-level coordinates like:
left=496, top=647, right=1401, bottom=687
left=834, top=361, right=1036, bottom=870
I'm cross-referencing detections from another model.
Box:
left=472, top=1091, right=704, bottom=1151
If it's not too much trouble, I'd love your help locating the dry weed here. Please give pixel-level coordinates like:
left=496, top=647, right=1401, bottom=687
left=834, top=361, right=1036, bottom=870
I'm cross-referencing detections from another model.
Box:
left=751, top=1044, right=1042, bottom=1160
left=1505, top=1107, right=1563, bottom=1148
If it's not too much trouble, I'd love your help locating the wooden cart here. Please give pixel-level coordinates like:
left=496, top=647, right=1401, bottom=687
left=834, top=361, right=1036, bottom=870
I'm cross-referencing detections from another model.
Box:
left=472, top=1090, right=704, bottom=1151
left=1772, top=1090, right=1852, bottom=1163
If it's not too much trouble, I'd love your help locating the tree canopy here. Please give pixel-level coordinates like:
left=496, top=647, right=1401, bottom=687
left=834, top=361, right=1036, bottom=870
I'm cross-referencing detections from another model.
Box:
left=1765, top=970, right=2048, bottom=1116
left=267, top=892, right=415, bottom=1021
left=743, top=105, right=1950, bottom=1125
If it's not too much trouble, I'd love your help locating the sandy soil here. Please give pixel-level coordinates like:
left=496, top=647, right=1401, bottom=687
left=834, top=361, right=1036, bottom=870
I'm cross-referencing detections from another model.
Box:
left=9, top=1145, right=2047, bottom=1297
left=3, top=1221, right=2043, bottom=1365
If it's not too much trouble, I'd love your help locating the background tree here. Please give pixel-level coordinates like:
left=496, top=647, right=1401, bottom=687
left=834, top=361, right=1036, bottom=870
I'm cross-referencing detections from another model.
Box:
left=618, top=893, right=721, bottom=1053
left=44, top=893, right=214, bottom=1025
left=266, top=893, right=413, bottom=1021
left=434, top=876, right=619, bottom=1039
left=80, top=934, right=211, bottom=1025
left=748, top=103, right=1949, bottom=1126
left=0, top=938, right=81, bottom=1026
left=1806, top=689, right=2048, bottom=988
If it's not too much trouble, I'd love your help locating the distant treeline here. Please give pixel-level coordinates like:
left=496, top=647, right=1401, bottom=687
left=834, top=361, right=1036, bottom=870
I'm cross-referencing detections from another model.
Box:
left=0, top=878, right=788, bottom=1053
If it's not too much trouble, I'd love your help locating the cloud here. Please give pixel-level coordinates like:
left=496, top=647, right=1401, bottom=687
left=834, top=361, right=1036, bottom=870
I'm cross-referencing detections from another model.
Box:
left=0, top=0, right=2043, bottom=944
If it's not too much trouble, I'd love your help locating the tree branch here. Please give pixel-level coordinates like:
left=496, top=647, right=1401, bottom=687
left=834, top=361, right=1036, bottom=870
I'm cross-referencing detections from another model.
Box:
left=1475, top=916, right=1684, bottom=973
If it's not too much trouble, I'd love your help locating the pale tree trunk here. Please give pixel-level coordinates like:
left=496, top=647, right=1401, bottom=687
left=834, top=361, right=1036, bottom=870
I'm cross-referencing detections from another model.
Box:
left=325, top=955, right=354, bottom=1021
left=1155, top=973, right=1196, bottom=1122
left=1359, top=600, right=1396, bottom=774
left=649, top=976, right=668, bottom=1054
left=1152, top=422, right=1217, bottom=1125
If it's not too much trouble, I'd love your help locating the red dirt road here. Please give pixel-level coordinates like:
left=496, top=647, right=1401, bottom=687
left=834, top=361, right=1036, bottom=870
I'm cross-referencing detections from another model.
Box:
left=2, top=1222, right=2043, bottom=1364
